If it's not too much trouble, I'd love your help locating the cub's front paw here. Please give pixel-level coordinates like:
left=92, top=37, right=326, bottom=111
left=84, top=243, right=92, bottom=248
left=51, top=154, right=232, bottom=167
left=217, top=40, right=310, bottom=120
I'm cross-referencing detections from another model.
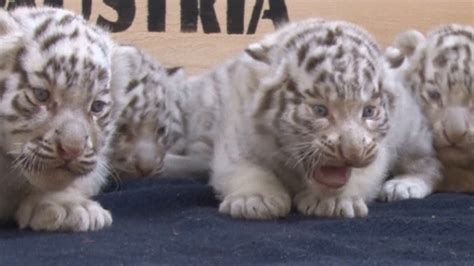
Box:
left=379, top=177, right=431, bottom=202
left=16, top=197, right=112, bottom=232
left=294, top=191, right=368, bottom=218
left=219, top=192, right=291, bottom=220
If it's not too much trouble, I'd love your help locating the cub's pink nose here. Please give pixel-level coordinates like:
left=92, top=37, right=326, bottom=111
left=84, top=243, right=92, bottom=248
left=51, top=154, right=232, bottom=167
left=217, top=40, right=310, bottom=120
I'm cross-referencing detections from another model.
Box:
left=55, top=120, right=88, bottom=161
left=57, top=142, right=84, bottom=161
left=135, top=164, right=154, bottom=177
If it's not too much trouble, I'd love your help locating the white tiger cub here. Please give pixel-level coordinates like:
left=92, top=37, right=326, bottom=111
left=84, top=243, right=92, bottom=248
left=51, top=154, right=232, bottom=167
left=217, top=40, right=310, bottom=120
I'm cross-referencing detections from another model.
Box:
left=385, top=24, right=474, bottom=193
left=209, top=18, right=440, bottom=219
left=0, top=7, right=120, bottom=231
left=109, top=45, right=184, bottom=178
left=110, top=46, right=214, bottom=179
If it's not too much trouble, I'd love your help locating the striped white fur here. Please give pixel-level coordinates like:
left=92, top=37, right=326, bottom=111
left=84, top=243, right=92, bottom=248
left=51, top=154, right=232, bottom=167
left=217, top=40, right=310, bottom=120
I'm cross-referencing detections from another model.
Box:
left=110, top=45, right=185, bottom=178
left=110, top=46, right=217, bottom=179
left=209, top=18, right=440, bottom=219
left=0, top=7, right=120, bottom=231
left=385, top=24, right=473, bottom=193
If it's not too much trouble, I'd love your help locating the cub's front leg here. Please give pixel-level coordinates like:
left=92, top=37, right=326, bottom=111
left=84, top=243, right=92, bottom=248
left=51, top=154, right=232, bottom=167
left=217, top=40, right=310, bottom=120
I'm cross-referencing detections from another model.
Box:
left=212, top=163, right=291, bottom=220
left=16, top=188, right=111, bottom=232
left=379, top=156, right=441, bottom=202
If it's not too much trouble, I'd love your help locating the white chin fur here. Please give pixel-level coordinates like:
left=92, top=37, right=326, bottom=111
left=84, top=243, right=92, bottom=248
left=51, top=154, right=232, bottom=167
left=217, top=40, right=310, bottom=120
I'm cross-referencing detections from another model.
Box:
left=24, top=169, right=78, bottom=192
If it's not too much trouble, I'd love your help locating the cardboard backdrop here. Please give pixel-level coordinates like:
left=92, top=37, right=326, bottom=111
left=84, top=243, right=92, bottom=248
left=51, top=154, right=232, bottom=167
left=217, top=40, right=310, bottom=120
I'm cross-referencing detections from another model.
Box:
left=3, top=0, right=473, bottom=73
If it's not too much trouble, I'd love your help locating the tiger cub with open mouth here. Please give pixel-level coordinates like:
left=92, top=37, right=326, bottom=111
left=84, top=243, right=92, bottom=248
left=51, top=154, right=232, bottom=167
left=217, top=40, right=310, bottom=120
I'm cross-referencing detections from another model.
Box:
left=209, top=19, right=440, bottom=219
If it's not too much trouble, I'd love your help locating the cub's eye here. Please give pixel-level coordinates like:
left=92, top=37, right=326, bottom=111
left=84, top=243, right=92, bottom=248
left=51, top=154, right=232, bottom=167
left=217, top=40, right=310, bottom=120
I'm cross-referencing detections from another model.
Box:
left=157, top=126, right=167, bottom=135
left=33, top=88, right=50, bottom=102
left=362, top=106, right=376, bottom=118
left=91, top=100, right=106, bottom=113
left=117, top=124, right=128, bottom=134
left=313, top=104, right=329, bottom=117
left=428, top=90, right=441, bottom=101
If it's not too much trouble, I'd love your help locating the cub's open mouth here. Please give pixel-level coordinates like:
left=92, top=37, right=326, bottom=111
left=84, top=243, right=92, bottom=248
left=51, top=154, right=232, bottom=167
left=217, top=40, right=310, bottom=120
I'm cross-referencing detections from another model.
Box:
left=311, top=166, right=352, bottom=189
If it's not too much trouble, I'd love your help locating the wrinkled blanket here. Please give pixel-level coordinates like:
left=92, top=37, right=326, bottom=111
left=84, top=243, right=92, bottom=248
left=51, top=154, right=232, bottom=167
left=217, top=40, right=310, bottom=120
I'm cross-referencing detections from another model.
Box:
left=1, top=178, right=473, bottom=265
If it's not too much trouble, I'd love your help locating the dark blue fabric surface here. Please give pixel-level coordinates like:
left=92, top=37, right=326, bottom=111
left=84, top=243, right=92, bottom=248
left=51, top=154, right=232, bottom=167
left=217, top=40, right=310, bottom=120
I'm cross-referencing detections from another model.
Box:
left=0, top=178, right=473, bottom=265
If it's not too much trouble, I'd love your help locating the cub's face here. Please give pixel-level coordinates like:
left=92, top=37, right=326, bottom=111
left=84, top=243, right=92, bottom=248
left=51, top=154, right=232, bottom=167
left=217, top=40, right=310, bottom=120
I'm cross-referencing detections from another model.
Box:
left=247, top=25, right=390, bottom=189
left=391, top=25, right=474, bottom=168
left=111, top=107, right=168, bottom=177
left=108, top=46, right=185, bottom=178
left=417, top=47, right=474, bottom=168
left=268, top=68, right=389, bottom=189
left=0, top=9, right=116, bottom=191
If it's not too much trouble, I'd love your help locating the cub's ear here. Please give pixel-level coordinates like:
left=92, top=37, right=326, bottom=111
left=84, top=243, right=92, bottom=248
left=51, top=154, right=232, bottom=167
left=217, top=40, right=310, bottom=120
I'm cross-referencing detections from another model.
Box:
left=111, top=45, right=142, bottom=78
left=110, top=45, right=143, bottom=107
left=111, top=45, right=143, bottom=93
left=384, top=46, right=405, bottom=69
left=394, top=30, right=426, bottom=57
left=0, top=9, right=24, bottom=62
left=385, top=30, right=426, bottom=69
left=244, top=42, right=272, bottom=65
left=166, top=66, right=185, bottom=78
left=165, top=66, right=186, bottom=87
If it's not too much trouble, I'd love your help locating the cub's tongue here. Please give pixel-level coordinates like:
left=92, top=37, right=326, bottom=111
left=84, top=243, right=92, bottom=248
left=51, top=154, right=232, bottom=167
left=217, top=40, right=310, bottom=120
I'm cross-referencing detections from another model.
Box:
left=312, top=167, right=351, bottom=189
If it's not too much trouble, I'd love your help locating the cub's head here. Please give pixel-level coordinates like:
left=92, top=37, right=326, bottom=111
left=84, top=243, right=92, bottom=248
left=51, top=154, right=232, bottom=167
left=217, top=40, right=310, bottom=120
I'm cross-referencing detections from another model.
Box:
left=0, top=8, right=118, bottom=191
left=387, top=24, right=474, bottom=168
left=245, top=20, right=391, bottom=188
left=110, top=46, right=185, bottom=177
